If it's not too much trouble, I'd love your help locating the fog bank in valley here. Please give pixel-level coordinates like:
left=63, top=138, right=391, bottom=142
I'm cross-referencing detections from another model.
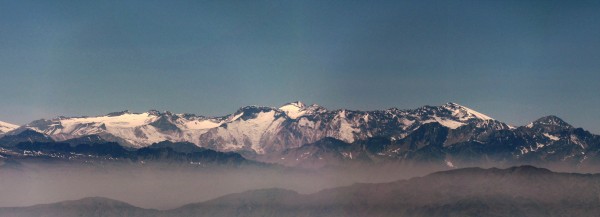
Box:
left=0, top=163, right=444, bottom=209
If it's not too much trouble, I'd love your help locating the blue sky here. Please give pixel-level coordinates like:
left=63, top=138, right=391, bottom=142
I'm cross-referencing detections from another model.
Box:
left=1, top=0, right=600, bottom=132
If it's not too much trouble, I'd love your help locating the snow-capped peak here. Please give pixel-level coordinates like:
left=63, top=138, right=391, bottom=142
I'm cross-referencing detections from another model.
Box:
left=442, top=102, right=494, bottom=121
left=283, top=101, right=306, bottom=108
left=0, top=120, right=19, bottom=129
left=527, top=115, right=573, bottom=133
left=279, top=101, right=308, bottom=119
left=0, top=120, right=19, bottom=134
left=532, top=115, right=571, bottom=127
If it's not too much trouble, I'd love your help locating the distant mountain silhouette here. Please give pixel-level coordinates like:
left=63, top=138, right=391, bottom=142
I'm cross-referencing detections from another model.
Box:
left=2, top=166, right=600, bottom=217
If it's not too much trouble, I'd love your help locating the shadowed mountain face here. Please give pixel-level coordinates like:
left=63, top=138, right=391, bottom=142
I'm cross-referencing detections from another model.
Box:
left=0, top=132, right=259, bottom=167
left=0, top=130, right=54, bottom=147
left=1, top=166, right=599, bottom=217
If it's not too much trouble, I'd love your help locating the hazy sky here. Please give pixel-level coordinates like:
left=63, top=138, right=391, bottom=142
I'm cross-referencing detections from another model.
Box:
left=1, top=0, right=599, bottom=132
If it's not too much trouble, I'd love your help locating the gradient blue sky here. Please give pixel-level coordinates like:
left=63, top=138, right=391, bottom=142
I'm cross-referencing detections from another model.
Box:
left=1, top=0, right=600, bottom=132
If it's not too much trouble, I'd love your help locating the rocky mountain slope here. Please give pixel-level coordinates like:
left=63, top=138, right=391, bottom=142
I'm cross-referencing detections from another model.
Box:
left=0, top=130, right=260, bottom=167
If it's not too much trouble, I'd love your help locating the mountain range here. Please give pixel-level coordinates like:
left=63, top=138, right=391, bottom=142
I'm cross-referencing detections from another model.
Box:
left=2, top=102, right=502, bottom=150
left=1, top=102, right=600, bottom=169
left=1, top=166, right=599, bottom=217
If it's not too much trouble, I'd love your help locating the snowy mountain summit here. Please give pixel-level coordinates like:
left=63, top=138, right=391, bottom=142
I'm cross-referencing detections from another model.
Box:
left=442, top=102, right=493, bottom=121
left=279, top=101, right=307, bottom=119
left=278, top=101, right=327, bottom=119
